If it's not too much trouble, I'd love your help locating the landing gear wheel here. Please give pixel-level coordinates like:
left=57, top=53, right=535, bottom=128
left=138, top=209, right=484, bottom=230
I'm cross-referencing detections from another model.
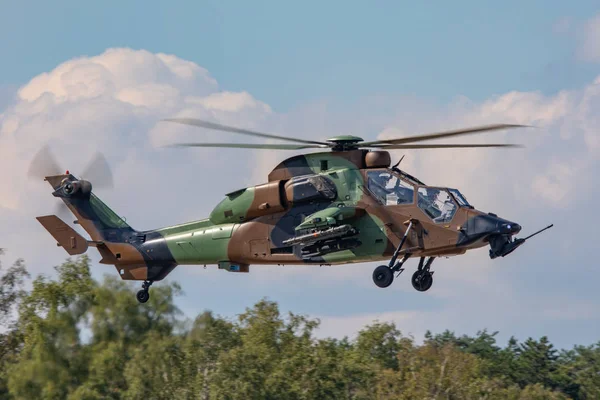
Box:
left=411, top=270, right=433, bottom=292
left=373, top=265, right=394, bottom=288
left=136, top=289, right=150, bottom=303
left=136, top=280, right=153, bottom=303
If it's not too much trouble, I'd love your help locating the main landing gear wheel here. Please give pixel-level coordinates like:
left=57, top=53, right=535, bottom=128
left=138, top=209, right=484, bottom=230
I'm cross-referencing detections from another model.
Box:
left=411, top=270, right=433, bottom=292
left=373, top=265, right=394, bottom=288
left=136, top=280, right=153, bottom=303
left=136, top=289, right=150, bottom=303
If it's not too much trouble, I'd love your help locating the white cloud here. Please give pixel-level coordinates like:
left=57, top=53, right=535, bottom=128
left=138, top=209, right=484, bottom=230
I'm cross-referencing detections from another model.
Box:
left=18, top=49, right=218, bottom=104
left=194, top=91, right=272, bottom=113
left=579, top=13, right=600, bottom=63
left=531, top=161, right=577, bottom=207
left=377, top=82, right=598, bottom=211
left=0, top=48, right=270, bottom=269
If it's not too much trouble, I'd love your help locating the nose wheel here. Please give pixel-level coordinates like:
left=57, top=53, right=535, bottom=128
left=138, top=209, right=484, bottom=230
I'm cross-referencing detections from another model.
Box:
left=136, top=280, right=153, bottom=303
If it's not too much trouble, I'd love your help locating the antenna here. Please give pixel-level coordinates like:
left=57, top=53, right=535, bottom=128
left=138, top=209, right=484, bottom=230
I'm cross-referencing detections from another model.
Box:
left=392, top=155, right=405, bottom=169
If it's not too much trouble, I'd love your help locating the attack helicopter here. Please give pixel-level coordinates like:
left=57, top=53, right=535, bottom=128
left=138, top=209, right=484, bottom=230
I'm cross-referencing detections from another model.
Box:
left=32, top=119, right=553, bottom=303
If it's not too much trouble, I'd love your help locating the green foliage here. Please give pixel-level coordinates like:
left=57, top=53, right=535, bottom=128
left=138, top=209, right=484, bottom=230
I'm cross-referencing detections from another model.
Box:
left=0, top=250, right=29, bottom=399
left=0, top=254, right=598, bottom=399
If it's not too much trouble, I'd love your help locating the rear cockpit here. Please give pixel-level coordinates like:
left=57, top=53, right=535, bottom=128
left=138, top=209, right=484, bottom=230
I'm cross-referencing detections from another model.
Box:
left=365, top=168, right=473, bottom=224
left=366, top=170, right=415, bottom=206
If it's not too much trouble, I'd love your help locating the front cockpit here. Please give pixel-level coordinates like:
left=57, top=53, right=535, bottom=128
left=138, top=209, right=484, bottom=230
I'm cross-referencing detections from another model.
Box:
left=416, top=187, right=458, bottom=224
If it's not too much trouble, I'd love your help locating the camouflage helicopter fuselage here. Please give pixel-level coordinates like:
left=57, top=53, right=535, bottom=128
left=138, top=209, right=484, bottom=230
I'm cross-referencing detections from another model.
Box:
left=38, top=149, right=534, bottom=302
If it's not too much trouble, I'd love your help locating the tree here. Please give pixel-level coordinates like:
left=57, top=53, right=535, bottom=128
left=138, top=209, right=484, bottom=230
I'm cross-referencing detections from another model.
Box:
left=81, top=276, right=183, bottom=399
left=513, top=336, right=560, bottom=389
left=8, top=256, right=95, bottom=399
left=355, top=322, right=402, bottom=371
left=0, top=250, right=29, bottom=399
left=0, top=254, right=597, bottom=399
left=558, top=343, right=600, bottom=399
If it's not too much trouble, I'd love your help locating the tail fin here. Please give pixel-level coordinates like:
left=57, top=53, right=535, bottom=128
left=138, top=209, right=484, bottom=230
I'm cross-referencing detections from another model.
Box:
left=36, top=215, right=89, bottom=255
left=44, top=173, right=134, bottom=242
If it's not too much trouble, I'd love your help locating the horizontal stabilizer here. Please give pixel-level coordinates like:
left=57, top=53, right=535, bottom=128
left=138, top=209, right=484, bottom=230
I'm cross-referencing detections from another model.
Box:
left=36, top=215, right=89, bottom=255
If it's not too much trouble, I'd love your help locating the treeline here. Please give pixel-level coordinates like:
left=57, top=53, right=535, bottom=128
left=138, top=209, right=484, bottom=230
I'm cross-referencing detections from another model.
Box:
left=0, top=254, right=598, bottom=399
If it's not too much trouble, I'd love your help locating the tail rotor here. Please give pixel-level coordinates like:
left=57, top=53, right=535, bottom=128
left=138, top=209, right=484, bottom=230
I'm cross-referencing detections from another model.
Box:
left=28, top=146, right=114, bottom=220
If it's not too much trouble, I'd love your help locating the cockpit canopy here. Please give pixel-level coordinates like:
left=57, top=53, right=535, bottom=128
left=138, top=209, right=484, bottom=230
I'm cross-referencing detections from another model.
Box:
left=366, top=170, right=472, bottom=224
left=448, top=188, right=470, bottom=207
left=367, top=170, right=415, bottom=206
left=417, top=187, right=457, bottom=224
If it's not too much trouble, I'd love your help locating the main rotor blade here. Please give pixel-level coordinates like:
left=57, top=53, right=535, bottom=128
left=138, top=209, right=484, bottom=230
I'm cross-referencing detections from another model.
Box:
left=80, top=152, right=113, bottom=189
left=163, top=118, right=329, bottom=146
left=167, top=143, right=326, bottom=150
left=28, top=145, right=63, bottom=179
left=362, top=124, right=528, bottom=146
left=370, top=143, right=523, bottom=149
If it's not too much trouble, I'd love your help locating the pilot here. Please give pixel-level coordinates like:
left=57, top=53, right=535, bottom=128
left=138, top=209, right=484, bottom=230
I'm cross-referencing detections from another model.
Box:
left=394, top=185, right=414, bottom=204
left=376, top=173, right=392, bottom=187
left=435, top=199, right=456, bottom=222
left=418, top=189, right=442, bottom=218
left=390, top=177, right=414, bottom=204
left=369, top=173, right=392, bottom=202
left=426, top=189, right=440, bottom=204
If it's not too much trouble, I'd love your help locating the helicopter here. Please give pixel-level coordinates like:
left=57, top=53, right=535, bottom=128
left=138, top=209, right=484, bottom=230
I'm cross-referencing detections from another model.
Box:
left=31, top=119, right=553, bottom=303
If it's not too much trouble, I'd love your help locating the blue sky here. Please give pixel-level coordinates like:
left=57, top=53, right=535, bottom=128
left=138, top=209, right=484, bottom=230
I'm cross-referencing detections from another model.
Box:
left=1, top=2, right=600, bottom=349
left=1, top=1, right=599, bottom=109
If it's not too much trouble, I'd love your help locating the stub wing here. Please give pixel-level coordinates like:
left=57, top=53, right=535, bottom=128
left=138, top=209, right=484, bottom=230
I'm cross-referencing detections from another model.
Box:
left=36, top=215, right=89, bottom=255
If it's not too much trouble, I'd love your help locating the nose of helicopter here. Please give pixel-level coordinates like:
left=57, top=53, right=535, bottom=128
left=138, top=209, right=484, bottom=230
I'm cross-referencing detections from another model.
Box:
left=458, top=212, right=521, bottom=246
left=485, top=216, right=525, bottom=259
left=500, top=221, right=522, bottom=235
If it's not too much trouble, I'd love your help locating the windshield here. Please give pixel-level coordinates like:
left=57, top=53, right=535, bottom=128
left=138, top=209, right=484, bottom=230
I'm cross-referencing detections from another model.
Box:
left=417, top=187, right=457, bottom=224
left=448, top=188, right=471, bottom=207
left=366, top=170, right=414, bottom=205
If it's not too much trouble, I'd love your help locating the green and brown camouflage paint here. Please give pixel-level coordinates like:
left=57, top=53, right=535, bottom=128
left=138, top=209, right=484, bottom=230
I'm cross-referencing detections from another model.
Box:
left=39, top=149, right=517, bottom=281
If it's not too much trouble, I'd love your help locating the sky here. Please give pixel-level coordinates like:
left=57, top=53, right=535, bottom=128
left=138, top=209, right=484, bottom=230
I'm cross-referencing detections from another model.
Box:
left=0, top=1, right=599, bottom=349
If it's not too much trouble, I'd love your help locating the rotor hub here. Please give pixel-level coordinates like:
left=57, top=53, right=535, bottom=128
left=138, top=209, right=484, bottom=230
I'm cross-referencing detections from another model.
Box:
left=325, top=135, right=364, bottom=151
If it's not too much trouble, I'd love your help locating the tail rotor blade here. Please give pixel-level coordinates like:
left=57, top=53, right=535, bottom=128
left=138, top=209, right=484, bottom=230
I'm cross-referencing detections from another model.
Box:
left=80, top=152, right=113, bottom=189
left=28, top=145, right=63, bottom=179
